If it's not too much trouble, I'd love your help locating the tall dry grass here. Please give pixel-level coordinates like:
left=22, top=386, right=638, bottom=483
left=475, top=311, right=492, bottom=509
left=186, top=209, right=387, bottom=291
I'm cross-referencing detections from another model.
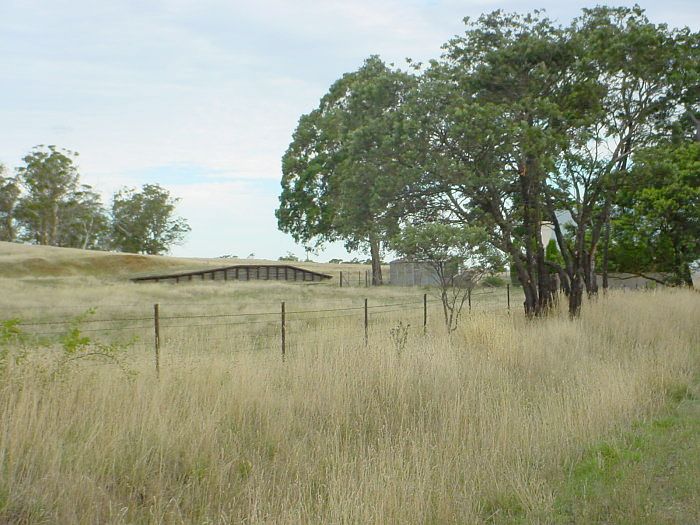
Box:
left=0, top=288, right=698, bottom=524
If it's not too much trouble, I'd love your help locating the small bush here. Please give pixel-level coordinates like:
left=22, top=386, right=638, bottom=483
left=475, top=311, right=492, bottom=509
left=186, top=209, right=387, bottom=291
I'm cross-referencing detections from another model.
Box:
left=482, top=275, right=506, bottom=287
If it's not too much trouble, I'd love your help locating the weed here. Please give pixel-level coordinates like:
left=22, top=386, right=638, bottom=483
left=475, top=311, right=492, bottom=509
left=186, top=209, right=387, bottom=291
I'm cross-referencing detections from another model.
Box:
left=389, top=321, right=410, bottom=354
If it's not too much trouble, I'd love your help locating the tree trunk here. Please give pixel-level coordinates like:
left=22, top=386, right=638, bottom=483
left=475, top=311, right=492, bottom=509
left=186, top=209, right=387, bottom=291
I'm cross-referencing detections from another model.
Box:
left=568, top=272, right=584, bottom=317
left=518, top=157, right=548, bottom=316
left=39, top=216, right=48, bottom=246
left=0, top=216, right=14, bottom=242
left=557, top=268, right=571, bottom=296
left=512, top=256, right=538, bottom=316
left=50, top=202, right=59, bottom=245
left=369, top=235, right=383, bottom=285
left=598, top=136, right=631, bottom=293
left=582, top=248, right=597, bottom=295
left=81, top=216, right=95, bottom=250
left=672, top=235, right=694, bottom=287
left=601, top=214, right=610, bottom=290
left=680, top=263, right=693, bottom=287
left=689, top=111, right=700, bottom=142
left=536, top=239, right=553, bottom=312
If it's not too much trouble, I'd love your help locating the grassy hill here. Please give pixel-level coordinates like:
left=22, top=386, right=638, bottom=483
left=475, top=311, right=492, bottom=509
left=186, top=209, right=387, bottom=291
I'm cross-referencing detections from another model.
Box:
left=0, top=242, right=376, bottom=280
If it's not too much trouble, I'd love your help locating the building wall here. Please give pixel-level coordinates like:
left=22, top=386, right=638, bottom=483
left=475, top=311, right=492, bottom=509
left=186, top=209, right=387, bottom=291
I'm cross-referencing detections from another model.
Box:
left=389, top=261, right=441, bottom=286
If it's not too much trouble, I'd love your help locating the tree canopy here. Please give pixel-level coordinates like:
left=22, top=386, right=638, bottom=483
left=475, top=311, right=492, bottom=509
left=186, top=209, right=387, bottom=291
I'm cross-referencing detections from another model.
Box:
left=111, top=184, right=190, bottom=255
left=277, top=56, right=415, bottom=284
left=0, top=164, right=19, bottom=242
left=280, top=5, right=699, bottom=317
left=607, top=141, right=700, bottom=285
left=2, top=146, right=190, bottom=255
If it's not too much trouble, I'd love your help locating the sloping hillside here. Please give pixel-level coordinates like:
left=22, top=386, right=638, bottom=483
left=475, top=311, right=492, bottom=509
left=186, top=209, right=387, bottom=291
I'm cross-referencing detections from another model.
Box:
left=0, top=242, right=201, bottom=278
left=0, top=242, right=374, bottom=280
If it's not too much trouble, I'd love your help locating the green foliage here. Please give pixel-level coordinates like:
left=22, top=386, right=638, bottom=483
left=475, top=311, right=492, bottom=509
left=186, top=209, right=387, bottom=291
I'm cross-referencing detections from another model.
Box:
left=391, top=223, right=502, bottom=332
left=391, top=223, right=502, bottom=275
left=111, top=183, right=190, bottom=255
left=13, top=145, right=109, bottom=248
left=277, top=56, right=416, bottom=280
left=553, top=387, right=700, bottom=524
left=397, top=9, right=591, bottom=315
left=0, top=310, right=135, bottom=382
left=0, top=319, right=27, bottom=377
left=482, top=275, right=506, bottom=288
left=395, top=6, right=699, bottom=315
left=278, top=252, right=299, bottom=262
left=545, top=239, right=564, bottom=267
left=608, top=142, right=700, bottom=285
left=547, top=6, right=699, bottom=301
left=0, top=165, right=20, bottom=242
left=0, top=319, right=23, bottom=345
left=56, top=185, right=110, bottom=250
left=4, top=146, right=190, bottom=253
left=58, top=308, right=96, bottom=354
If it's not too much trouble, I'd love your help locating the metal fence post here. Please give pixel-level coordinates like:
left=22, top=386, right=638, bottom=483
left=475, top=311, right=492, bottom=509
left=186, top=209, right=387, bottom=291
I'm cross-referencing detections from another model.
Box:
left=153, top=303, right=160, bottom=376
left=281, top=301, right=286, bottom=359
left=507, top=284, right=511, bottom=311
left=423, top=293, right=427, bottom=335
left=364, top=298, right=368, bottom=346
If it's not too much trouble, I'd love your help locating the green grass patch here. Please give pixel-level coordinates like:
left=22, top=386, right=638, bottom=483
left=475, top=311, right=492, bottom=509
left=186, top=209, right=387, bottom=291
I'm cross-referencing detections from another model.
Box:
left=552, top=382, right=700, bottom=524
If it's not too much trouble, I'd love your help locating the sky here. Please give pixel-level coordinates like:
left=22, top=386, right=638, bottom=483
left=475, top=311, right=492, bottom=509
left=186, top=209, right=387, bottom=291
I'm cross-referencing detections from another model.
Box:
left=1, top=0, right=698, bottom=261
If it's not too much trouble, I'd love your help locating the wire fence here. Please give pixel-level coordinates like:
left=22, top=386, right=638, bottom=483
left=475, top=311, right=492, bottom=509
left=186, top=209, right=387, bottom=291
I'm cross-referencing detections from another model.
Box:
left=5, top=286, right=514, bottom=371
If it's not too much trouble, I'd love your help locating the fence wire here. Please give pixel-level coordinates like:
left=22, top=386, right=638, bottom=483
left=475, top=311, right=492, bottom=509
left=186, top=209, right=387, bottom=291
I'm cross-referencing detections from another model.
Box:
left=7, top=289, right=515, bottom=353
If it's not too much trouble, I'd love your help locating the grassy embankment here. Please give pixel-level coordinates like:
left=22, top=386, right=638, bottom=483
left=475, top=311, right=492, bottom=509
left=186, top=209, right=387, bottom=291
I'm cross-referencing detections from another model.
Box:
left=0, top=240, right=380, bottom=280
left=0, top=242, right=697, bottom=523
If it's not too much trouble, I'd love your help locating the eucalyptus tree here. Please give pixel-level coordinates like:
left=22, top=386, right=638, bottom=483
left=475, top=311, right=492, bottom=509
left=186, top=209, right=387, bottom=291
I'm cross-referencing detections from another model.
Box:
left=57, top=185, right=110, bottom=250
left=400, top=11, right=593, bottom=316
left=277, top=56, right=415, bottom=284
left=14, top=145, right=108, bottom=249
left=111, top=184, right=190, bottom=255
left=546, top=6, right=700, bottom=311
left=14, top=146, right=81, bottom=245
left=401, top=7, right=698, bottom=316
left=0, top=164, right=19, bottom=242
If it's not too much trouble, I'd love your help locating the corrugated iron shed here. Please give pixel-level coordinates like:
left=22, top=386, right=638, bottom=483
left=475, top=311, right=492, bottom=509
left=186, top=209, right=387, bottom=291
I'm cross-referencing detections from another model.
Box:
left=131, top=264, right=333, bottom=283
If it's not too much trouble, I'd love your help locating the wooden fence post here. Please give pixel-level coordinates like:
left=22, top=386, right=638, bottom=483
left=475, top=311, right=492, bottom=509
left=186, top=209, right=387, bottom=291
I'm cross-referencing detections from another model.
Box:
left=365, top=270, right=369, bottom=287
left=423, top=293, right=427, bottom=335
left=468, top=289, right=472, bottom=312
left=358, top=271, right=361, bottom=286
left=340, top=271, right=343, bottom=288
left=507, top=284, right=511, bottom=311
left=281, top=301, right=286, bottom=359
left=153, top=303, right=160, bottom=376
left=364, top=298, right=368, bottom=346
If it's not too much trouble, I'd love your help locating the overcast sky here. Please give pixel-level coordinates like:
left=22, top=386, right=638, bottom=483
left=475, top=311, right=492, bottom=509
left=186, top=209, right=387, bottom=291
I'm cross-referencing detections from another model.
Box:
left=1, top=0, right=698, bottom=260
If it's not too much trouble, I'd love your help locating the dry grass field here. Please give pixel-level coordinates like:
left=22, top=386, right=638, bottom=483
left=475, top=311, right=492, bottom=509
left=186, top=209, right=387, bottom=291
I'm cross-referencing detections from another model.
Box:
left=0, top=244, right=698, bottom=524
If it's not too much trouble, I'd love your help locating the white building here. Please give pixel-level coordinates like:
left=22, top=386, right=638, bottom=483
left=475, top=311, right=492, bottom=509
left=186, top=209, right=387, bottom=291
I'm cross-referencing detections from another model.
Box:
left=540, top=210, right=574, bottom=247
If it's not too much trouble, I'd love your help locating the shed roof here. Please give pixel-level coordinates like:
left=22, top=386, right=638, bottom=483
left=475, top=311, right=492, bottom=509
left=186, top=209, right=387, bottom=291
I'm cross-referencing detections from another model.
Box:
left=131, top=264, right=333, bottom=282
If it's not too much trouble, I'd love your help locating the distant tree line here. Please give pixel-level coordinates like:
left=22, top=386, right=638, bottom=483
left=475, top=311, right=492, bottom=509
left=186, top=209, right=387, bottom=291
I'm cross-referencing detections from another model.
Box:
left=0, top=145, right=190, bottom=255
left=277, top=6, right=700, bottom=317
